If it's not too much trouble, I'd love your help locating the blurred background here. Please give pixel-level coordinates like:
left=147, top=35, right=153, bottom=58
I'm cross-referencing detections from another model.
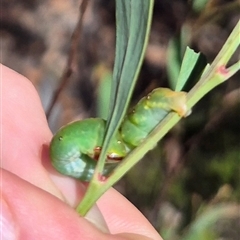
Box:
left=1, top=0, right=239, bottom=239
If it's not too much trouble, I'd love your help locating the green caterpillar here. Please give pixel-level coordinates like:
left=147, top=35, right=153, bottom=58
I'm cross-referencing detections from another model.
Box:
left=50, top=88, right=187, bottom=181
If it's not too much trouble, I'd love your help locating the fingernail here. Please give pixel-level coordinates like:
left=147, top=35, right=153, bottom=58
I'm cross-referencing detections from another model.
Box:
left=1, top=198, right=18, bottom=240
left=84, top=205, right=109, bottom=233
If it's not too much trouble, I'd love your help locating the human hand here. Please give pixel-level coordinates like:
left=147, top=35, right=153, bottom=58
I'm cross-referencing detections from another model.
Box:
left=1, top=65, right=162, bottom=240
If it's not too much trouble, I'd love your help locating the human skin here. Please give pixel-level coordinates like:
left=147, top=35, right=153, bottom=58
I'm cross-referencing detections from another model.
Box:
left=1, top=64, right=163, bottom=240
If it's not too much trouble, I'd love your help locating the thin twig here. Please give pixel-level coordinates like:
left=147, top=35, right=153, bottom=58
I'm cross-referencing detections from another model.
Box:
left=46, top=0, right=89, bottom=119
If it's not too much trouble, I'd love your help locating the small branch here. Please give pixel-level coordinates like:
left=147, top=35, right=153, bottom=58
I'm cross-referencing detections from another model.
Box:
left=46, top=0, right=89, bottom=119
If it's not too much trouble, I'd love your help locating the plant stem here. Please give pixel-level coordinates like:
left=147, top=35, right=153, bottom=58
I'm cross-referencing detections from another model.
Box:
left=77, top=20, right=240, bottom=216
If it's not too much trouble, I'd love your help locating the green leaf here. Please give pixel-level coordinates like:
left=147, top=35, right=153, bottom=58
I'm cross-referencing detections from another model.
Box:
left=182, top=53, right=208, bottom=91
left=167, top=25, right=190, bottom=90
left=167, top=24, right=208, bottom=92
left=167, top=44, right=207, bottom=92
left=175, top=47, right=200, bottom=91
left=97, top=0, right=154, bottom=174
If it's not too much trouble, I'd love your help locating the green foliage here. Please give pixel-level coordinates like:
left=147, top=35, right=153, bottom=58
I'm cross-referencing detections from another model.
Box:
left=191, top=0, right=208, bottom=13
left=167, top=27, right=189, bottom=89
left=76, top=3, right=240, bottom=235
left=174, top=47, right=201, bottom=91
left=167, top=28, right=208, bottom=92
left=182, top=203, right=239, bottom=240
left=77, top=0, right=155, bottom=215
left=96, top=0, right=154, bottom=176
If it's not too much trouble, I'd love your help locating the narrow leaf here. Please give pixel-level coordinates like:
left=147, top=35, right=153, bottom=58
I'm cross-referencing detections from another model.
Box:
left=96, top=0, right=154, bottom=173
left=175, top=47, right=200, bottom=91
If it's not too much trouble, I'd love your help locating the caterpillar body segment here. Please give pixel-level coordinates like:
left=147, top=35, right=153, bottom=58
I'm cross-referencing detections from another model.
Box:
left=50, top=88, right=188, bottom=181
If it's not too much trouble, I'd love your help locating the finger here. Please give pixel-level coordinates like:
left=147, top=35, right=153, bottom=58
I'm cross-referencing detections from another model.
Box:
left=2, top=170, right=159, bottom=240
left=1, top=64, right=89, bottom=205
left=97, top=188, right=163, bottom=240
left=1, top=64, right=61, bottom=196
left=1, top=169, right=112, bottom=240
left=1, top=65, right=162, bottom=239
